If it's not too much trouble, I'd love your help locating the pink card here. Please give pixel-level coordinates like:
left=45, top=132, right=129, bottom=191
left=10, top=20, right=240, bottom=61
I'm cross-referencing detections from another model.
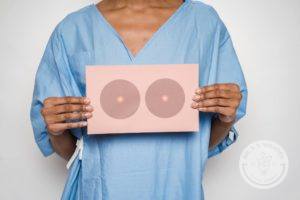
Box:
left=86, top=64, right=199, bottom=135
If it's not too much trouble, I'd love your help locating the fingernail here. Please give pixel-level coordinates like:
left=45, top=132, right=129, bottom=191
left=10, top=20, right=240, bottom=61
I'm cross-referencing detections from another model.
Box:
left=198, top=107, right=204, bottom=111
left=191, top=102, right=198, bottom=108
left=81, top=121, right=88, bottom=126
left=84, top=112, right=92, bottom=118
left=195, top=88, right=201, bottom=94
left=84, top=97, right=90, bottom=104
left=85, top=105, right=94, bottom=111
left=192, top=95, right=200, bottom=101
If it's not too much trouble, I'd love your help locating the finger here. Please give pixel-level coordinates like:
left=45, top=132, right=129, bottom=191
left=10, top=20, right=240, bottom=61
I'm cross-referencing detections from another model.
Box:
left=194, top=98, right=232, bottom=107
left=194, top=90, right=240, bottom=100
left=197, top=106, right=236, bottom=116
left=42, top=104, right=94, bottom=115
left=195, top=84, right=233, bottom=94
left=45, top=112, right=93, bottom=124
left=44, top=97, right=90, bottom=108
left=47, top=121, right=88, bottom=134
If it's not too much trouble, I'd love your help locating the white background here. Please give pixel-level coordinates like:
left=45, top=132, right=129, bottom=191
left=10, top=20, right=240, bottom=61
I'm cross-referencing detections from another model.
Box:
left=0, top=0, right=299, bottom=199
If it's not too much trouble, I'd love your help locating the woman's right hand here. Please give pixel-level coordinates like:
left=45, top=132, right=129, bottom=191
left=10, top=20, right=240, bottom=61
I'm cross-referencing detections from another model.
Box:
left=41, top=97, right=94, bottom=136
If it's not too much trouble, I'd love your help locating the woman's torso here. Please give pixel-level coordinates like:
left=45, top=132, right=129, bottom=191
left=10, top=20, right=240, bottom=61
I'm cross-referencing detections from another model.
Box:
left=58, top=1, right=223, bottom=199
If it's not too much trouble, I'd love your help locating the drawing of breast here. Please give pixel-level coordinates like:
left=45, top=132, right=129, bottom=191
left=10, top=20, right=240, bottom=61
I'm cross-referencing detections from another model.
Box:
left=100, top=79, right=140, bottom=119
left=145, top=78, right=185, bottom=118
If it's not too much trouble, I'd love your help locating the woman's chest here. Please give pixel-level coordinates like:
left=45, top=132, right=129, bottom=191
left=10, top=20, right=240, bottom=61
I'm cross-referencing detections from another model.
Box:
left=66, top=19, right=214, bottom=94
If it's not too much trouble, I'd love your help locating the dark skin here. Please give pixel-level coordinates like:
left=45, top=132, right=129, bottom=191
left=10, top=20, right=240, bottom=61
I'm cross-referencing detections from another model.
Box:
left=41, top=97, right=93, bottom=160
left=191, top=83, right=242, bottom=151
left=41, top=0, right=243, bottom=160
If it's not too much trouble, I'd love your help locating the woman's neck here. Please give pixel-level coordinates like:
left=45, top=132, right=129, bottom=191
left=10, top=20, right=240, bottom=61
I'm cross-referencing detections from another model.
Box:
left=99, top=0, right=183, bottom=10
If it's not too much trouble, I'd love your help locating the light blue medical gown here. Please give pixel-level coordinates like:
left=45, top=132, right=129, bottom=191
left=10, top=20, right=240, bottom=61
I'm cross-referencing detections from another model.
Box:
left=30, top=0, right=247, bottom=199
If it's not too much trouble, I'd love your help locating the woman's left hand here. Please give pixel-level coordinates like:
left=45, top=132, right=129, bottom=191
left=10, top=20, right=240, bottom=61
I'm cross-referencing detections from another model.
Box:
left=191, top=83, right=242, bottom=123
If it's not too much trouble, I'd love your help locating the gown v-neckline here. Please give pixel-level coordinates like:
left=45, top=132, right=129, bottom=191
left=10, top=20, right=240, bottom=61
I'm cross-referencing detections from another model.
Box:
left=91, top=1, right=190, bottom=61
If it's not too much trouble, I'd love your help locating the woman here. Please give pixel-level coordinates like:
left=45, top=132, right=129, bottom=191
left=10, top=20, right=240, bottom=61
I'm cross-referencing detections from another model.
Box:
left=30, top=0, right=247, bottom=199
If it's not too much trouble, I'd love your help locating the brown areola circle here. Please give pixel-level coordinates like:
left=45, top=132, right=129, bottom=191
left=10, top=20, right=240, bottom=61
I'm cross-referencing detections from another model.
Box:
left=100, top=79, right=140, bottom=119
left=145, top=78, right=185, bottom=118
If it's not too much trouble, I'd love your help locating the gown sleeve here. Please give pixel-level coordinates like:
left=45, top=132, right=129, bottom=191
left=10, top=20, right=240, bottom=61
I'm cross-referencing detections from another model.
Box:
left=208, top=11, right=248, bottom=158
left=30, top=27, right=74, bottom=157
